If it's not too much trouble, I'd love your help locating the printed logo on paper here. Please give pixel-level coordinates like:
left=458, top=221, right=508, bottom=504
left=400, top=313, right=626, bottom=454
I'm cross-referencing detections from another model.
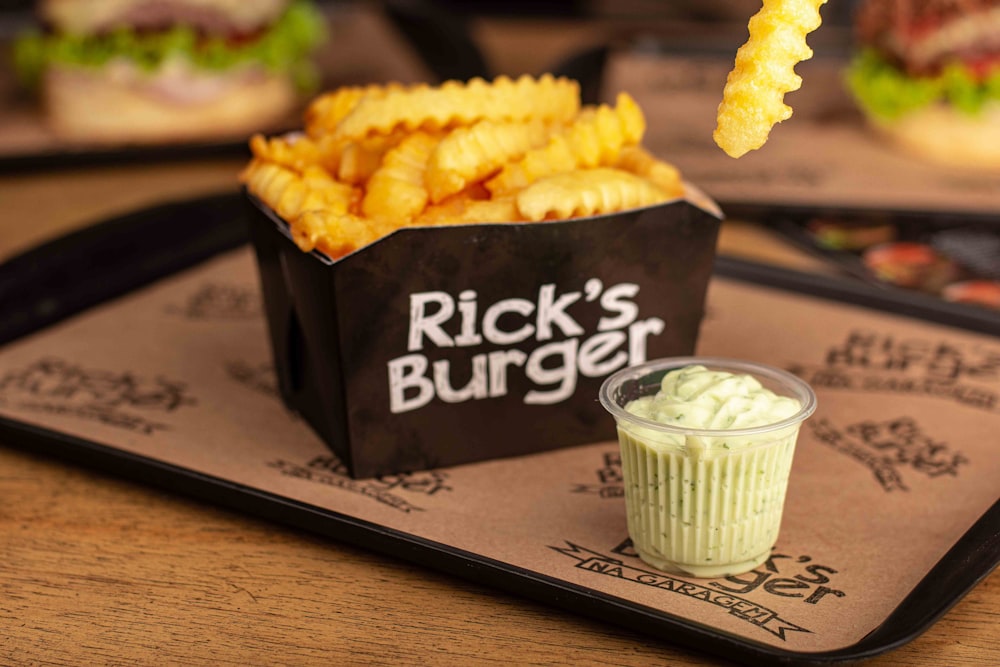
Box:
left=570, top=450, right=624, bottom=498
left=788, top=330, right=1000, bottom=413
left=226, top=359, right=280, bottom=398
left=553, top=542, right=846, bottom=640
left=0, top=358, right=195, bottom=434
left=779, top=330, right=984, bottom=490
left=810, top=416, right=968, bottom=492
left=167, top=282, right=263, bottom=320
left=267, top=455, right=453, bottom=513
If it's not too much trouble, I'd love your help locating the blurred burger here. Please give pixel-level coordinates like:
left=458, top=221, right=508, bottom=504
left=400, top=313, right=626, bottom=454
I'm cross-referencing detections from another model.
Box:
left=846, top=0, right=1000, bottom=169
left=14, top=0, right=325, bottom=144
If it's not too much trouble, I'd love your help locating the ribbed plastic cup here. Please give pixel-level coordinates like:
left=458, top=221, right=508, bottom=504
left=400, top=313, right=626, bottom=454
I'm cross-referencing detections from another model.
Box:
left=599, top=357, right=817, bottom=578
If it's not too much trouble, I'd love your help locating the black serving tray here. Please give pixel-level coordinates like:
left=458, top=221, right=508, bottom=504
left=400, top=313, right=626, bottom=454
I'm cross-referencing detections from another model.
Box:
left=724, top=201, right=1000, bottom=296
left=0, top=192, right=997, bottom=666
left=0, top=139, right=254, bottom=175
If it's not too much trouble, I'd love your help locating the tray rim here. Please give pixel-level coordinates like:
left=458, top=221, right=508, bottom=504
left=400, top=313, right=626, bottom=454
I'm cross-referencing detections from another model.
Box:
left=0, top=191, right=997, bottom=666
left=1, top=409, right=996, bottom=667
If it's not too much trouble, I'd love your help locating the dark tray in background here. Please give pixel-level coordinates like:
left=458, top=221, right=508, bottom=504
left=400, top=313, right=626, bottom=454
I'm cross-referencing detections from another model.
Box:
left=721, top=202, right=1000, bottom=310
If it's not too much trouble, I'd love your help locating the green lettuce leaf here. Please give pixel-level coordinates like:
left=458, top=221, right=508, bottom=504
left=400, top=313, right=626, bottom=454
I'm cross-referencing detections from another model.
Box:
left=13, top=0, right=325, bottom=90
left=846, top=48, right=1000, bottom=120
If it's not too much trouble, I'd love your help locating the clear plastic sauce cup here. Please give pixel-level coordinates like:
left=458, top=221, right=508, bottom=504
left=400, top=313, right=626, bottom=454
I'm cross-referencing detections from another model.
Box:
left=599, top=357, right=817, bottom=578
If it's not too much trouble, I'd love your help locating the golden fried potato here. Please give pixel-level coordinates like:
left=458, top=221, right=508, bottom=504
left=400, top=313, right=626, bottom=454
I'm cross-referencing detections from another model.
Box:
left=362, top=131, right=440, bottom=221
left=334, top=74, right=580, bottom=141
left=516, top=167, right=669, bottom=222
left=241, top=160, right=357, bottom=223
left=613, top=146, right=684, bottom=198
left=300, top=165, right=358, bottom=215
left=337, top=130, right=406, bottom=185
left=573, top=92, right=645, bottom=165
left=418, top=194, right=522, bottom=226
left=305, top=86, right=366, bottom=137
left=304, top=82, right=409, bottom=138
left=239, top=75, right=690, bottom=258
left=426, top=119, right=549, bottom=203
left=249, top=133, right=323, bottom=172
left=485, top=134, right=577, bottom=196
left=714, top=0, right=827, bottom=157
left=337, top=141, right=381, bottom=185
left=292, top=210, right=379, bottom=258
left=486, top=92, right=645, bottom=195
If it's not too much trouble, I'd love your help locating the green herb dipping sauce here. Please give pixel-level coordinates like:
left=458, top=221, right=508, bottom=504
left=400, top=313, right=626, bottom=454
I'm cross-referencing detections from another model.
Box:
left=619, top=364, right=804, bottom=578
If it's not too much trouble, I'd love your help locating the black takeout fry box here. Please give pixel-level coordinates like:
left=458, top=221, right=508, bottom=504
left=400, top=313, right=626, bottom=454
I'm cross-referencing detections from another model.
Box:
left=246, top=191, right=722, bottom=478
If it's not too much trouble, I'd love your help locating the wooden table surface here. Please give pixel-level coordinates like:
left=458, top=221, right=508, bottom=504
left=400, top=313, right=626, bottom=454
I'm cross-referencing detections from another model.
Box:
left=1, top=157, right=997, bottom=667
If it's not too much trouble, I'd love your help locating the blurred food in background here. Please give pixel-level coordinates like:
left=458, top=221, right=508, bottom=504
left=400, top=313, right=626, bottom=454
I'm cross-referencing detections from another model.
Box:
left=862, top=241, right=963, bottom=293
left=12, top=0, right=326, bottom=145
left=845, top=0, right=1000, bottom=169
left=0, top=0, right=863, bottom=154
left=809, top=218, right=897, bottom=251
left=942, top=280, right=1000, bottom=308
left=790, top=213, right=1000, bottom=309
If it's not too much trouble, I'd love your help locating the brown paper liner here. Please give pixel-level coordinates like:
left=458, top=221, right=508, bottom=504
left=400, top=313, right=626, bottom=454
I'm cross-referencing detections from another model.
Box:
left=0, top=248, right=997, bottom=659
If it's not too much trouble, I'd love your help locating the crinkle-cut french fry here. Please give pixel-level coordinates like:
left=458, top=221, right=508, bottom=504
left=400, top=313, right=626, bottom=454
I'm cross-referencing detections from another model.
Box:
left=305, top=86, right=367, bottom=138
left=239, top=74, right=692, bottom=257
left=485, top=134, right=578, bottom=196
left=312, top=134, right=348, bottom=174
left=714, top=0, right=827, bottom=157
left=241, top=160, right=297, bottom=210
left=337, top=129, right=406, bottom=185
left=516, top=167, right=669, bottom=222
left=291, top=210, right=380, bottom=259
left=333, top=74, right=580, bottom=141
left=573, top=92, right=645, bottom=165
left=241, top=160, right=357, bottom=223
left=300, top=165, right=358, bottom=215
left=613, top=146, right=684, bottom=198
left=418, top=194, right=522, bottom=226
left=249, top=133, right=322, bottom=173
left=304, top=82, right=409, bottom=138
left=426, top=119, right=549, bottom=203
left=337, top=141, right=380, bottom=184
left=362, top=131, right=441, bottom=221
left=486, top=92, right=645, bottom=195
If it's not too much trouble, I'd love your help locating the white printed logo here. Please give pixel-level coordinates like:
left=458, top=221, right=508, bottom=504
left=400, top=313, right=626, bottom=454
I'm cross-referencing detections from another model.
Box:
left=387, top=279, right=664, bottom=412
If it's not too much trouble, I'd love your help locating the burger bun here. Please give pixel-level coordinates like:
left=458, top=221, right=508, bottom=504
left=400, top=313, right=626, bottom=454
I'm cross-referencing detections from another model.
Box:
left=43, top=61, right=297, bottom=145
left=866, top=101, right=1000, bottom=170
